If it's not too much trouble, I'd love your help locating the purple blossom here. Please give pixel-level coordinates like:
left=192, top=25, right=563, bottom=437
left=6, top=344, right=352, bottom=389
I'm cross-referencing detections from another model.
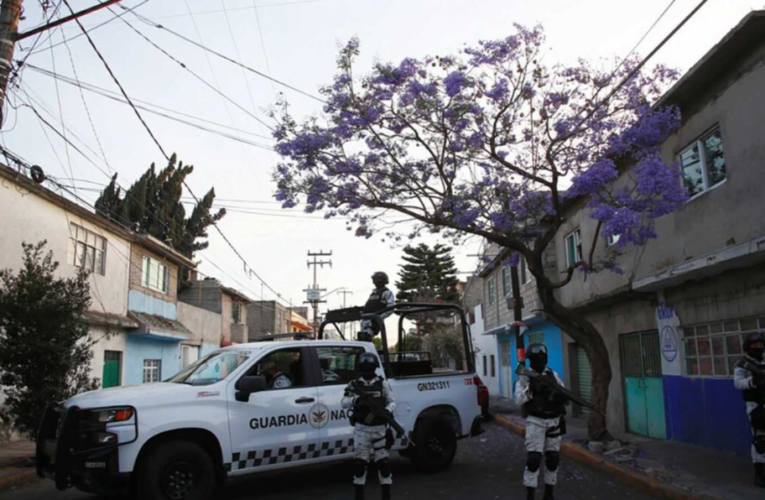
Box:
left=444, top=71, right=470, bottom=97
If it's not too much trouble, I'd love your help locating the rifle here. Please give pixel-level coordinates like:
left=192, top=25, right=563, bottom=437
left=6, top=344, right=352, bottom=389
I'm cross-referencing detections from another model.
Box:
left=516, top=364, right=605, bottom=417
left=350, top=380, right=406, bottom=437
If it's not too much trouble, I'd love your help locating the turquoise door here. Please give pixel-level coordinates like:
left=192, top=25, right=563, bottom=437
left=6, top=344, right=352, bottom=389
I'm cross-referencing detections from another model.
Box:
left=620, top=332, right=666, bottom=439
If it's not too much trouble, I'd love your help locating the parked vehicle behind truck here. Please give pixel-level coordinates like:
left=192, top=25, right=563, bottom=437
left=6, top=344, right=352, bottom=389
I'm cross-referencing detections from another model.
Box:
left=36, top=303, right=483, bottom=499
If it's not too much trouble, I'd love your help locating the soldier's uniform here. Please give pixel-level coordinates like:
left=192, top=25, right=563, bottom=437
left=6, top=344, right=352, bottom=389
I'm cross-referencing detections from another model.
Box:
left=515, top=343, right=567, bottom=500
left=734, top=333, right=765, bottom=488
left=341, top=356, right=396, bottom=500
left=360, top=272, right=395, bottom=341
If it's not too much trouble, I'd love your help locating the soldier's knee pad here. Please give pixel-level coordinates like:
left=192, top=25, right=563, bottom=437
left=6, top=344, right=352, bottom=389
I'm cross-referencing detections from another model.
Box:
left=376, top=458, right=391, bottom=478
left=545, top=451, right=561, bottom=471
left=526, top=452, right=543, bottom=472
left=353, top=459, right=368, bottom=478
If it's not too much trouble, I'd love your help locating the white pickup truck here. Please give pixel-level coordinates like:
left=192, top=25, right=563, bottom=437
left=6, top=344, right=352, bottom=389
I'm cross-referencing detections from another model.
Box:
left=36, top=303, right=486, bottom=500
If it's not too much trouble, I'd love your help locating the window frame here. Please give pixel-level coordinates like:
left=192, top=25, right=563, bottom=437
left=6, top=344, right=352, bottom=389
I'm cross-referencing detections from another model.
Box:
left=488, top=276, right=496, bottom=305
left=231, top=301, right=243, bottom=324
left=565, top=229, right=582, bottom=268
left=502, top=267, right=511, bottom=297
left=678, top=125, right=727, bottom=200
left=490, top=355, right=496, bottom=377
left=141, top=255, right=169, bottom=294
left=520, top=256, right=531, bottom=285
left=607, top=234, right=621, bottom=247
left=682, top=317, right=763, bottom=378
left=69, top=223, right=107, bottom=276
left=142, top=359, right=161, bottom=384
left=314, top=345, right=367, bottom=386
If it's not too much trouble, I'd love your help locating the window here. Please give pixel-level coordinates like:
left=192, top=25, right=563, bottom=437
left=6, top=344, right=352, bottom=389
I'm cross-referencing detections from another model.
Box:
left=607, top=234, right=621, bottom=247
left=317, top=346, right=366, bottom=385
left=679, top=126, right=727, bottom=198
left=142, top=255, right=169, bottom=293
left=683, top=317, right=765, bottom=377
left=500, top=342, right=511, bottom=367
left=502, top=267, right=511, bottom=297
left=169, top=350, right=250, bottom=386
left=490, top=355, right=496, bottom=377
left=483, top=355, right=487, bottom=377
left=232, top=301, right=243, bottom=324
left=255, top=348, right=304, bottom=389
left=565, top=229, right=582, bottom=267
left=181, top=345, right=199, bottom=368
left=69, top=223, right=106, bottom=275
left=143, top=360, right=161, bottom=384
left=527, top=331, right=545, bottom=345
left=488, top=276, right=496, bottom=305
left=520, top=256, right=531, bottom=285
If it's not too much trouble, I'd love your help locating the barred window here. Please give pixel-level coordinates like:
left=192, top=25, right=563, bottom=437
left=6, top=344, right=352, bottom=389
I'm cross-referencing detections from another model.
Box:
left=683, top=317, right=765, bottom=377
left=143, top=359, right=161, bottom=383
left=69, top=223, right=106, bottom=275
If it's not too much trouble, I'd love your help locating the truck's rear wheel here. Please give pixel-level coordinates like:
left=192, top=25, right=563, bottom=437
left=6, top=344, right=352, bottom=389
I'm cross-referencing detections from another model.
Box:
left=411, top=417, right=457, bottom=473
left=134, top=440, right=215, bottom=500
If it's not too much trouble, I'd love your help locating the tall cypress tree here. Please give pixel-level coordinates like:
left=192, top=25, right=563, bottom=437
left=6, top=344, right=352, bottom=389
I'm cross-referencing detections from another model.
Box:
left=94, top=154, right=225, bottom=290
left=395, top=244, right=460, bottom=303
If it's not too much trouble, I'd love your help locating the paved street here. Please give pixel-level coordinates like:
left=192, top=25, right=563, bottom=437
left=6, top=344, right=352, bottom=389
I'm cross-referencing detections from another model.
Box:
left=4, top=423, right=652, bottom=500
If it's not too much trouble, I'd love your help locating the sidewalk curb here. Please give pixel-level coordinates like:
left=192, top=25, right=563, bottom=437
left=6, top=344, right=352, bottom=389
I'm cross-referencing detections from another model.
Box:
left=493, top=414, right=720, bottom=500
left=0, top=468, right=38, bottom=492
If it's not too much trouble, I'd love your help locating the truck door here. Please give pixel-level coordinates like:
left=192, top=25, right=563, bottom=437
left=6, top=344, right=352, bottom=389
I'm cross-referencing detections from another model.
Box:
left=227, top=347, right=320, bottom=473
left=311, top=345, right=368, bottom=457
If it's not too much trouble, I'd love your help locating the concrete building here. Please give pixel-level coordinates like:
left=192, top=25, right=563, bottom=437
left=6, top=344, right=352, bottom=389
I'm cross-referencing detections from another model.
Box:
left=551, top=11, right=765, bottom=455
left=476, top=243, right=568, bottom=402
left=247, top=300, right=293, bottom=337
left=178, top=277, right=251, bottom=346
left=0, top=162, right=136, bottom=393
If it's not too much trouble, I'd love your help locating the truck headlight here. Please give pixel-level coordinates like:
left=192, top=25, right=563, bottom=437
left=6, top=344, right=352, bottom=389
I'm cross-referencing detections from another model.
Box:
left=97, top=408, right=134, bottom=423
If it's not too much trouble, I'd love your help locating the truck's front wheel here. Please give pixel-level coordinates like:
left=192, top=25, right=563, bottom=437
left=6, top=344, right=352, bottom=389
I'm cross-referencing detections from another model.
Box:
left=411, top=417, right=458, bottom=473
left=134, top=441, right=216, bottom=500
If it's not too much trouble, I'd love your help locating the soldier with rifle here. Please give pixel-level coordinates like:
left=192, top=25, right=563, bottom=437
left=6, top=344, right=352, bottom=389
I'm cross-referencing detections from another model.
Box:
left=342, top=352, right=398, bottom=500
left=515, top=343, right=569, bottom=500
left=734, top=332, right=765, bottom=488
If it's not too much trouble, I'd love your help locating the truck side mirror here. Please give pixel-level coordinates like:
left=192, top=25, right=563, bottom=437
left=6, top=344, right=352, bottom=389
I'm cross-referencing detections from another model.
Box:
left=235, top=376, right=267, bottom=402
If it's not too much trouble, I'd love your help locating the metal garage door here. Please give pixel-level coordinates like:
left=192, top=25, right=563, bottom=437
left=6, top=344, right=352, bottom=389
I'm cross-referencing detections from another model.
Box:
left=576, top=346, right=592, bottom=415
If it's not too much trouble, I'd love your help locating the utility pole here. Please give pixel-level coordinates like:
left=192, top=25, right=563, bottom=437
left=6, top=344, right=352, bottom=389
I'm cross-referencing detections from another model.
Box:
left=0, top=0, right=125, bottom=127
left=0, top=0, right=23, bottom=120
left=510, top=265, right=525, bottom=366
left=305, top=250, right=332, bottom=336
left=338, top=290, right=354, bottom=338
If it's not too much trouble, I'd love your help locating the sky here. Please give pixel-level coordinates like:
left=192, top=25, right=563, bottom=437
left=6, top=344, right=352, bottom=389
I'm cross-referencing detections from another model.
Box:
left=2, top=0, right=763, bottom=332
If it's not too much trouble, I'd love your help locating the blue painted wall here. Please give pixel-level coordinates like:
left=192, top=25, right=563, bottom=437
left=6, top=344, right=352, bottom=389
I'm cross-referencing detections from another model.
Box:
left=497, top=320, right=565, bottom=397
left=663, top=375, right=751, bottom=456
left=125, top=335, right=182, bottom=385
left=128, top=290, right=177, bottom=320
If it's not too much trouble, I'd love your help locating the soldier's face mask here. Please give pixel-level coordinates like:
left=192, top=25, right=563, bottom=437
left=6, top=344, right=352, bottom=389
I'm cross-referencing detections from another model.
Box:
left=528, top=345, right=548, bottom=372
left=749, top=342, right=765, bottom=361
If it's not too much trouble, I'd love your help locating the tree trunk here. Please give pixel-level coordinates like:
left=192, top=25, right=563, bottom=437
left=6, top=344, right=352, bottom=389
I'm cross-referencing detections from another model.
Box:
left=537, top=285, right=614, bottom=441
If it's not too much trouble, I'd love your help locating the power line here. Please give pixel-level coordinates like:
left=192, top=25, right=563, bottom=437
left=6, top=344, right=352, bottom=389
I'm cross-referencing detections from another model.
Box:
left=612, top=0, right=678, bottom=80
left=25, top=0, right=151, bottom=56
left=250, top=0, right=277, bottom=97
left=125, top=6, right=325, bottom=104
left=220, top=0, right=264, bottom=117
left=116, top=0, right=326, bottom=22
left=23, top=63, right=275, bottom=143
left=106, top=10, right=274, bottom=132
left=65, top=2, right=290, bottom=304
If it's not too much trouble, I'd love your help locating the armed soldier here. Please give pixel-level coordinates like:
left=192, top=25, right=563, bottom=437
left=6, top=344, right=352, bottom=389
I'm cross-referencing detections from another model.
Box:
left=734, top=332, right=765, bottom=487
left=342, top=353, right=397, bottom=500
left=515, top=343, right=568, bottom=500
left=359, top=272, right=395, bottom=342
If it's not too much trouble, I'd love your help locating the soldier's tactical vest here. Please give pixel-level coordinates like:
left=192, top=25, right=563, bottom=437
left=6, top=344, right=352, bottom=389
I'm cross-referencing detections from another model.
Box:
left=737, top=358, right=765, bottom=404
left=364, top=288, right=390, bottom=313
left=524, top=369, right=567, bottom=419
left=352, top=377, right=387, bottom=426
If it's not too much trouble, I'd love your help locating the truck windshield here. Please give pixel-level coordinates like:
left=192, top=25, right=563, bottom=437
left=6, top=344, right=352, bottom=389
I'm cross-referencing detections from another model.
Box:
left=167, top=351, right=250, bottom=386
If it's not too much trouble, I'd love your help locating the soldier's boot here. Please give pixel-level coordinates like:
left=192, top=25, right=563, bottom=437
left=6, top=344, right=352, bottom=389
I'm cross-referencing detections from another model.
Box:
left=355, top=485, right=365, bottom=500
left=526, top=487, right=535, bottom=499
left=755, top=464, right=765, bottom=488
left=381, top=484, right=391, bottom=500
left=543, top=484, right=555, bottom=500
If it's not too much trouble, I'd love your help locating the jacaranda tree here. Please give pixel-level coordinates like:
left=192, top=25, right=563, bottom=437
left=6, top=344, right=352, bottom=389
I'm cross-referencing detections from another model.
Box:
left=272, top=25, right=686, bottom=439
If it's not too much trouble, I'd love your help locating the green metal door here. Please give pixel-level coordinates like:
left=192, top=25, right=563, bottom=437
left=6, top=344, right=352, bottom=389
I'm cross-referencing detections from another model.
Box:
left=620, top=332, right=666, bottom=439
left=103, top=351, right=122, bottom=388
left=576, top=346, right=592, bottom=415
